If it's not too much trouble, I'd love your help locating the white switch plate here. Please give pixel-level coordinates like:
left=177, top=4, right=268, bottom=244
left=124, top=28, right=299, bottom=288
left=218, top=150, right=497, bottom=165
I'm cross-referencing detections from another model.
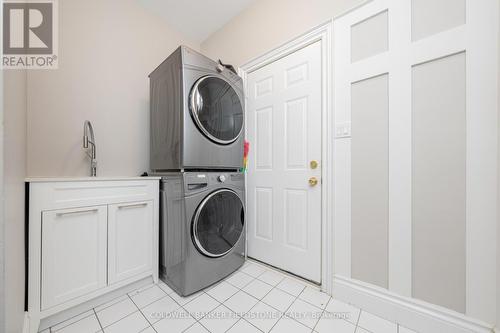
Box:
left=335, top=122, right=351, bottom=138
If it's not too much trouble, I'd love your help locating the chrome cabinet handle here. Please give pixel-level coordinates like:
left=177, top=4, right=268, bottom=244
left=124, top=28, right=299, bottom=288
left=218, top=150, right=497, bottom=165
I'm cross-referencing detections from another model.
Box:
left=118, top=202, right=148, bottom=209
left=56, top=208, right=98, bottom=217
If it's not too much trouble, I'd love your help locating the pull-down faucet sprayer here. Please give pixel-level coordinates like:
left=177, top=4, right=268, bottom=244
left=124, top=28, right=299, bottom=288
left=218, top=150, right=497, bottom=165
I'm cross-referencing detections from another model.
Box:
left=83, top=120, right=97, bottom=176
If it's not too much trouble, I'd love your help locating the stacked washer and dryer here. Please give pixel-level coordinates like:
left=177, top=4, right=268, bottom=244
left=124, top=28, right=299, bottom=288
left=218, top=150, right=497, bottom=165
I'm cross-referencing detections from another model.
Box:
left=149, top=46, right=246, bottom=296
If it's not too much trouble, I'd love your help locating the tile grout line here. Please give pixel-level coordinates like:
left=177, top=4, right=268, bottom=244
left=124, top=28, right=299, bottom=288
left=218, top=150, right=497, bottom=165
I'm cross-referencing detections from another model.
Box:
left=241, top=269, right=298, bottom=332
left=249, top=267, right=329, bottom=310
left=200, top=282, right=251, bottom=333
left=269, top=283, right=311, bottom=332
left=49, top=263, right=334, bottom=333
left=356, top=309, right=362, bottom=329
left=127, top=293, right=158, bottom=333
left=181, top=292, right=223, bottom=333
left=352, top=309, right=362, bottom=333
left=196, top=264, right=275, bottom=333
left=93, top=292, right=157, bottom=331
left=245, top=258, right=320, bottom=290
left=239, top=263, right=327, bottom=332
left=93, top=308, right=104, bottom=332
left=312, top=307, right=325, bottom=333
left=219, top=267, right=268, bottom=333
left=311, top=295, right=339, bottom=333
left=48, top=310, right=97, bottom=333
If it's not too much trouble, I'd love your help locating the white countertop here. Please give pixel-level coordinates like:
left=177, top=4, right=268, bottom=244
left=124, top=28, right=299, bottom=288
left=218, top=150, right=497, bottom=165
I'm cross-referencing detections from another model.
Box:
left=25, top=176, right=162, bottom=183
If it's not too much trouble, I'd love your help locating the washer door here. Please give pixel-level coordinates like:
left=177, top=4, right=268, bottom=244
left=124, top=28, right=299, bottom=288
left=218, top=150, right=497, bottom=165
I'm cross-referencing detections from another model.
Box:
left=192, top=189, right=245, bottom=258
left=189, top=75, right=244, bottom=145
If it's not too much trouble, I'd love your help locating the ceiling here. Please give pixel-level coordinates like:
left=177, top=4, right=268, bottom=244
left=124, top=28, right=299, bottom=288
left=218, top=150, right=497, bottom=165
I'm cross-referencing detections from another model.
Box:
left=138, top=0, right=257, bottom=43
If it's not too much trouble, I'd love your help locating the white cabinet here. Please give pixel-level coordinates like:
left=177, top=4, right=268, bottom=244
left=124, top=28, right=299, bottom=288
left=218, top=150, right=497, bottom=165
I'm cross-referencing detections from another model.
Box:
left=27, top=178, right=159, bottom=333
left=108, top=201, right=153, bottom=284
left=41, top=206, right=107, bottom=310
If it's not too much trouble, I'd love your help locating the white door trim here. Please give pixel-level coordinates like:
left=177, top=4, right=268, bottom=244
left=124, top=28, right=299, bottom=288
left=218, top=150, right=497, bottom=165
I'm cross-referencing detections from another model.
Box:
left=239, top=20, right=334, bottom=294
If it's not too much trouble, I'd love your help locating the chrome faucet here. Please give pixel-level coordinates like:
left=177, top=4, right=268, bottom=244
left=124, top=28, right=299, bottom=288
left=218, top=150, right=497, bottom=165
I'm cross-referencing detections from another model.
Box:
left=83, top=120, right=97, bottom=176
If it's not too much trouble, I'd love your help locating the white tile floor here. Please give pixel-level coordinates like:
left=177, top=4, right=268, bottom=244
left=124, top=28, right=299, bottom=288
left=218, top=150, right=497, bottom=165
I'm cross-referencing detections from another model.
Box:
left=40, top=261, right=418, bottom=333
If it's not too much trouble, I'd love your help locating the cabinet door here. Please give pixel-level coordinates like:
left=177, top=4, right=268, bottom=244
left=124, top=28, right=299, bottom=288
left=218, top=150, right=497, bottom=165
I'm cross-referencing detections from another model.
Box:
left=108, top=201, right=153, bottom=284
left=41, top=206, right=107, bottom=310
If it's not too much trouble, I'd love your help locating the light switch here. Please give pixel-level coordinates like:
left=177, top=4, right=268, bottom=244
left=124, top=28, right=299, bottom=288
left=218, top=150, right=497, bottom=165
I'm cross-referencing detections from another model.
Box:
left=335, top=122, right=351, bottom=138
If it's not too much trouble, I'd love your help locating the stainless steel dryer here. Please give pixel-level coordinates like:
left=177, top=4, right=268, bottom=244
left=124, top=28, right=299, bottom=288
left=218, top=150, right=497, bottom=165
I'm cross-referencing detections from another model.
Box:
left=149, top=46, right=244, bottom=171
left=158, top=171, right=245, bottom=296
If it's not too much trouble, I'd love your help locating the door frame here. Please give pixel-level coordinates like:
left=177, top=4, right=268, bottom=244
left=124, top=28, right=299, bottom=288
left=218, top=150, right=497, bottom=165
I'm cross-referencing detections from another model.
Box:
left=239, top=21, right=334, bottom=294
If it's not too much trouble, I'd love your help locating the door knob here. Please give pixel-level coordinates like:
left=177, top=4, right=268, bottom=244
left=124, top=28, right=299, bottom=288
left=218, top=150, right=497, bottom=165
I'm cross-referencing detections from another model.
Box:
left=308, top=177, right=318, bottom=187
left=310, top=160, right=318, bottom=169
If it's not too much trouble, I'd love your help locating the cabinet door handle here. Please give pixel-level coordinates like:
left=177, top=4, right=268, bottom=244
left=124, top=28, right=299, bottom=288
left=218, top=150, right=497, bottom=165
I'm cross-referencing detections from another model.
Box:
left=118, top=202, right=148, bottom=209
left=56, top=208, right=98, bottom=217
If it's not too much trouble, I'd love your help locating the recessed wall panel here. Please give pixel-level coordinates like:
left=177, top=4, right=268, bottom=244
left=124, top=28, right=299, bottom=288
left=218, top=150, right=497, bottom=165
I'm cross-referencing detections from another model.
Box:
left=351, top=10, right=388, bottom=63
left=412, top=0, right=465, bottom=41
left=412, top=52, right=466, bottom=313
left=285, top=98, right=307, bottom=169
left=255, top=188, right=273, bottom=241
left=351, top=74, right=389, bottom=289
left=256, top=107, right=273, bottom=169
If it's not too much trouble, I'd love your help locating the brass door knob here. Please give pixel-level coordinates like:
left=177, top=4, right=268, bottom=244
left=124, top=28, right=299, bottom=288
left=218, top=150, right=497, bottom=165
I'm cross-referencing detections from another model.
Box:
left=310, top=160, right=318, bottom=169
left=309, top=177, right=318, bottom=186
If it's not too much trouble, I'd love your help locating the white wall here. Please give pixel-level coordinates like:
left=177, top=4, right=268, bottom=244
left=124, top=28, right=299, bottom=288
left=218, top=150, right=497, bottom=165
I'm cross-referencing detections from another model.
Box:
left=3, top=70, right=27, bottom=333
left=201, top=0, right=366, bottom=67
left=26, top=0, right=199, bottom=177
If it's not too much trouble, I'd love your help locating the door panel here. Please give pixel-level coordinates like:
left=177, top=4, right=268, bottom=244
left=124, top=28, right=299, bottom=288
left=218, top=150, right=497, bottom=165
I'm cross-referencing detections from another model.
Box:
left=108, top=201, right=153, bottom=284
left=41, top=206, right=107, bottom=310
left=247, top=41, right=322, bottom=283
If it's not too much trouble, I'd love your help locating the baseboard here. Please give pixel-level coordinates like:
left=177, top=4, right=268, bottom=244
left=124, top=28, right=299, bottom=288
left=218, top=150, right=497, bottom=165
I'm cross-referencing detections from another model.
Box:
left=332, top=275, right=493, bottom=333
left=22, top=312, right=29, bottom=333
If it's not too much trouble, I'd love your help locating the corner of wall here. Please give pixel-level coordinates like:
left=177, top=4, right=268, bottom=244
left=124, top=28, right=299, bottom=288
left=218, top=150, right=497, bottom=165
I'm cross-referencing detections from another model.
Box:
left=3, top=69, right=28, bottom=333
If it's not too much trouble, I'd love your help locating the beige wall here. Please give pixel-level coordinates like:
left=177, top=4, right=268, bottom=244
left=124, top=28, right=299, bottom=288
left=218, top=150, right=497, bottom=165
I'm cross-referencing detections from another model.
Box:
left=26, top=0, right=199, bottom=177
left=497, top=1, right=500, bottom=328
left=4, top=70, right=27, bottom=333
left=2, top=1, right=198, bottom=332
left=201, top=0, right=366, bottom=67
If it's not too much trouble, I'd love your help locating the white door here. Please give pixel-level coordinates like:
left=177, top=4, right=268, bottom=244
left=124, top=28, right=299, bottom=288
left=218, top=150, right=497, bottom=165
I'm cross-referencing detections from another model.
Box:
left=108, top=201, right=154, bottom=284
left=246, top=41, right=323, bottom=282
left=41, top=206, right=107, bottom=310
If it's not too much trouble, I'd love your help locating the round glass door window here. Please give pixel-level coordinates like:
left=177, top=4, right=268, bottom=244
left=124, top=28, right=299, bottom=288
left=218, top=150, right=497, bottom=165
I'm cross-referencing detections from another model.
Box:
left=192, top=189, right=245, bottom=257
left=189, top=76, right=244, bottom=144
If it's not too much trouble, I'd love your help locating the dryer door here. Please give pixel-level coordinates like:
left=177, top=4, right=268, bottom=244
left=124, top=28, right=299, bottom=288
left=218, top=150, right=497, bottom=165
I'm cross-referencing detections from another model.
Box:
left=189, top=75, right=244, bottom=144
left=192, top=189, right=245, bottom=258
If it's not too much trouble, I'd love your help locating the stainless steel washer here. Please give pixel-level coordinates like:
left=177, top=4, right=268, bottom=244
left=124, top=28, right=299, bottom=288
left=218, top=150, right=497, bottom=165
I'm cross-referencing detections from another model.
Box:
left=149, top=46, right=244, bottom=171
left=158, top=171, right=245, bottom=296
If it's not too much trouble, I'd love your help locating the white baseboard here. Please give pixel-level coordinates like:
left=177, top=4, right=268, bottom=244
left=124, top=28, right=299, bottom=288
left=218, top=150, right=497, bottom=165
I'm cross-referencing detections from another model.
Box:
left=22, top=312, right=29, bottom=333
left=332, top=276, right=493, bottom=333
